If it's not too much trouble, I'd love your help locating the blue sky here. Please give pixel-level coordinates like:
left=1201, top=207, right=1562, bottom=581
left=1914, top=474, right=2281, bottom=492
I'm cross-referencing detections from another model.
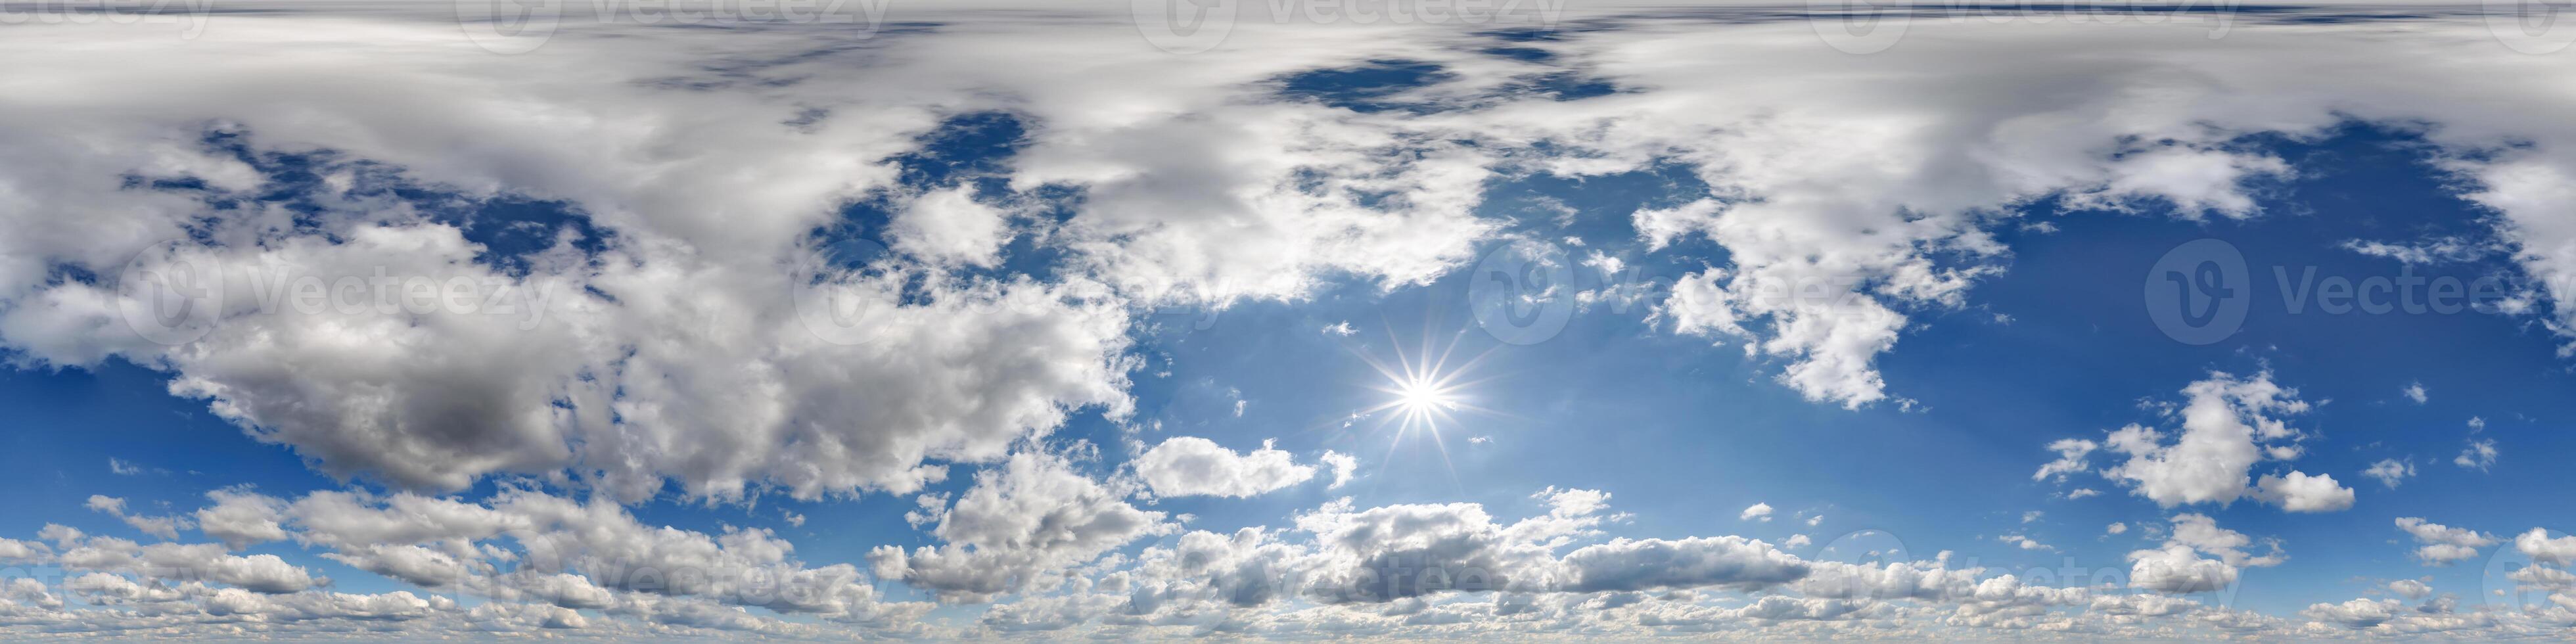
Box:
left=5, top=1, right=2576, bottom=640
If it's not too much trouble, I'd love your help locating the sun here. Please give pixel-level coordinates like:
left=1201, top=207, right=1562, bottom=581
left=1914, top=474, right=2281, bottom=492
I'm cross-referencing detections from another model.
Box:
left=1392, top=374, right=1460, bottom=416
left=1348, top=325, right=1500, bottom=444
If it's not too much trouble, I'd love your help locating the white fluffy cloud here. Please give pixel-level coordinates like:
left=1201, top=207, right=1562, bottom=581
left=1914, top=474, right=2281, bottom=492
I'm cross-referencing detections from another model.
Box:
left=1739, top=502, right=1774, bottom=522
left=2251, top=471, right=2355, bottom=513
left=2395, top=517, right=2498, bottom=566
left=2127, top=514, right=2283, bottom=595
left=1133, top=436, right=1318, bottom=498
left=2454, top=439, right=2499, bottom=471
left=1561, top=536, right=1809, bottom=593
left=873, top=450, right=1172, bottom=603
left=2054, top=371, right=2353, bottom=513
left=2362, top=459, right=2415, bottom=489
left=2514, top=528, right=2576, bottom=566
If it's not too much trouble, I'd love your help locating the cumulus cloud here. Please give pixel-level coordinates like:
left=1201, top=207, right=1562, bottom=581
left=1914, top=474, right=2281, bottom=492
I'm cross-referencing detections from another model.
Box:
left=85, top=495, right=195, bottom=541
left=2128, top=514, right=2282, bottom=594
left=2302, top=598, right=2403, bottom=629
left=1133, top=437, right=1318, bottom=499
left=195, top=488, right=289, bottom=551
left=2058, top=371, right=2351, bottom=513
left=1561, top=536, right=1808, bottom=593
left=2362, top=459, right=2415, bottom=489
left=873, top=450, right=1171, bottom=603
left=2388, top=579, right=2433, bottom=600
left=1320, top=451, right=1358, bottom=490
left=2454, top=439, right=2498, bottom=471
left=2514, top=528, right=2576, bottom=566
left=2395, top=517, right=2498, bottom=565
left=2251, top=471, right=2355, bottom=513
left=1739, top=503, right=1774, bottom=522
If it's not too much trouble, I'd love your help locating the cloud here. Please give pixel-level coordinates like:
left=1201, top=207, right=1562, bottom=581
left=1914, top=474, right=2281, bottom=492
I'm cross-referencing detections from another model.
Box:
left=9, top=3, right=2576, bottom=640
left=2251, top=471, right=2355, bottom=513
left=1320, top=451, right=1358, bottom=490
left=1999, top=534, right=2052, bottom=551
left=85, top=495, right=195, bottom=541
left=1561, top=536, right=1808, bottom=593
left=2032, top=438, right=2096, bottom=483
left=2345, top=238, right=2491, bottom=265
left=2401, top=382, right=2428, bottom=404
left=106, top=458, right=162, bottom=476
left=2167, top=514, right=2287, bottom=568
left=2454, top=439, right=2498, bottom=471
left=2128, top=543, right=2238, bottom=594
left=1739, top=503, right=1773, bottom=522
left=195, top=488, right=290, bottom=551
left=2362, top=459, right=2415, bottom=489
left=873, top=450, right=1171, bottom=603
left=2128, top=514, right=2284, bottom=595
left=2514, top=528, right=2576, bottom=566
left=2301, top=598, right=2403, bottom=629
left=2064, top=371, right=2349, bottom=513
left=2395, top=518, right=2498, bottom=566
left=886, top=186, right=1011, bottom=267
left=1132, top=436, right=1318, bottom=499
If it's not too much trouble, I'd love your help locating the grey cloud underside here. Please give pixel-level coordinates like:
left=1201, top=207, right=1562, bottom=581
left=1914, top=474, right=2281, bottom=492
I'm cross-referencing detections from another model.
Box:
left=8, top=1, right=2576, bottom=640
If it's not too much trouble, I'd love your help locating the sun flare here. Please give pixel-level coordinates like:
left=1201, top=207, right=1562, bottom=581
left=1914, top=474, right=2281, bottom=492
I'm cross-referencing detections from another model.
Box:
left=1394, top=375, right=1459, bottom=415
